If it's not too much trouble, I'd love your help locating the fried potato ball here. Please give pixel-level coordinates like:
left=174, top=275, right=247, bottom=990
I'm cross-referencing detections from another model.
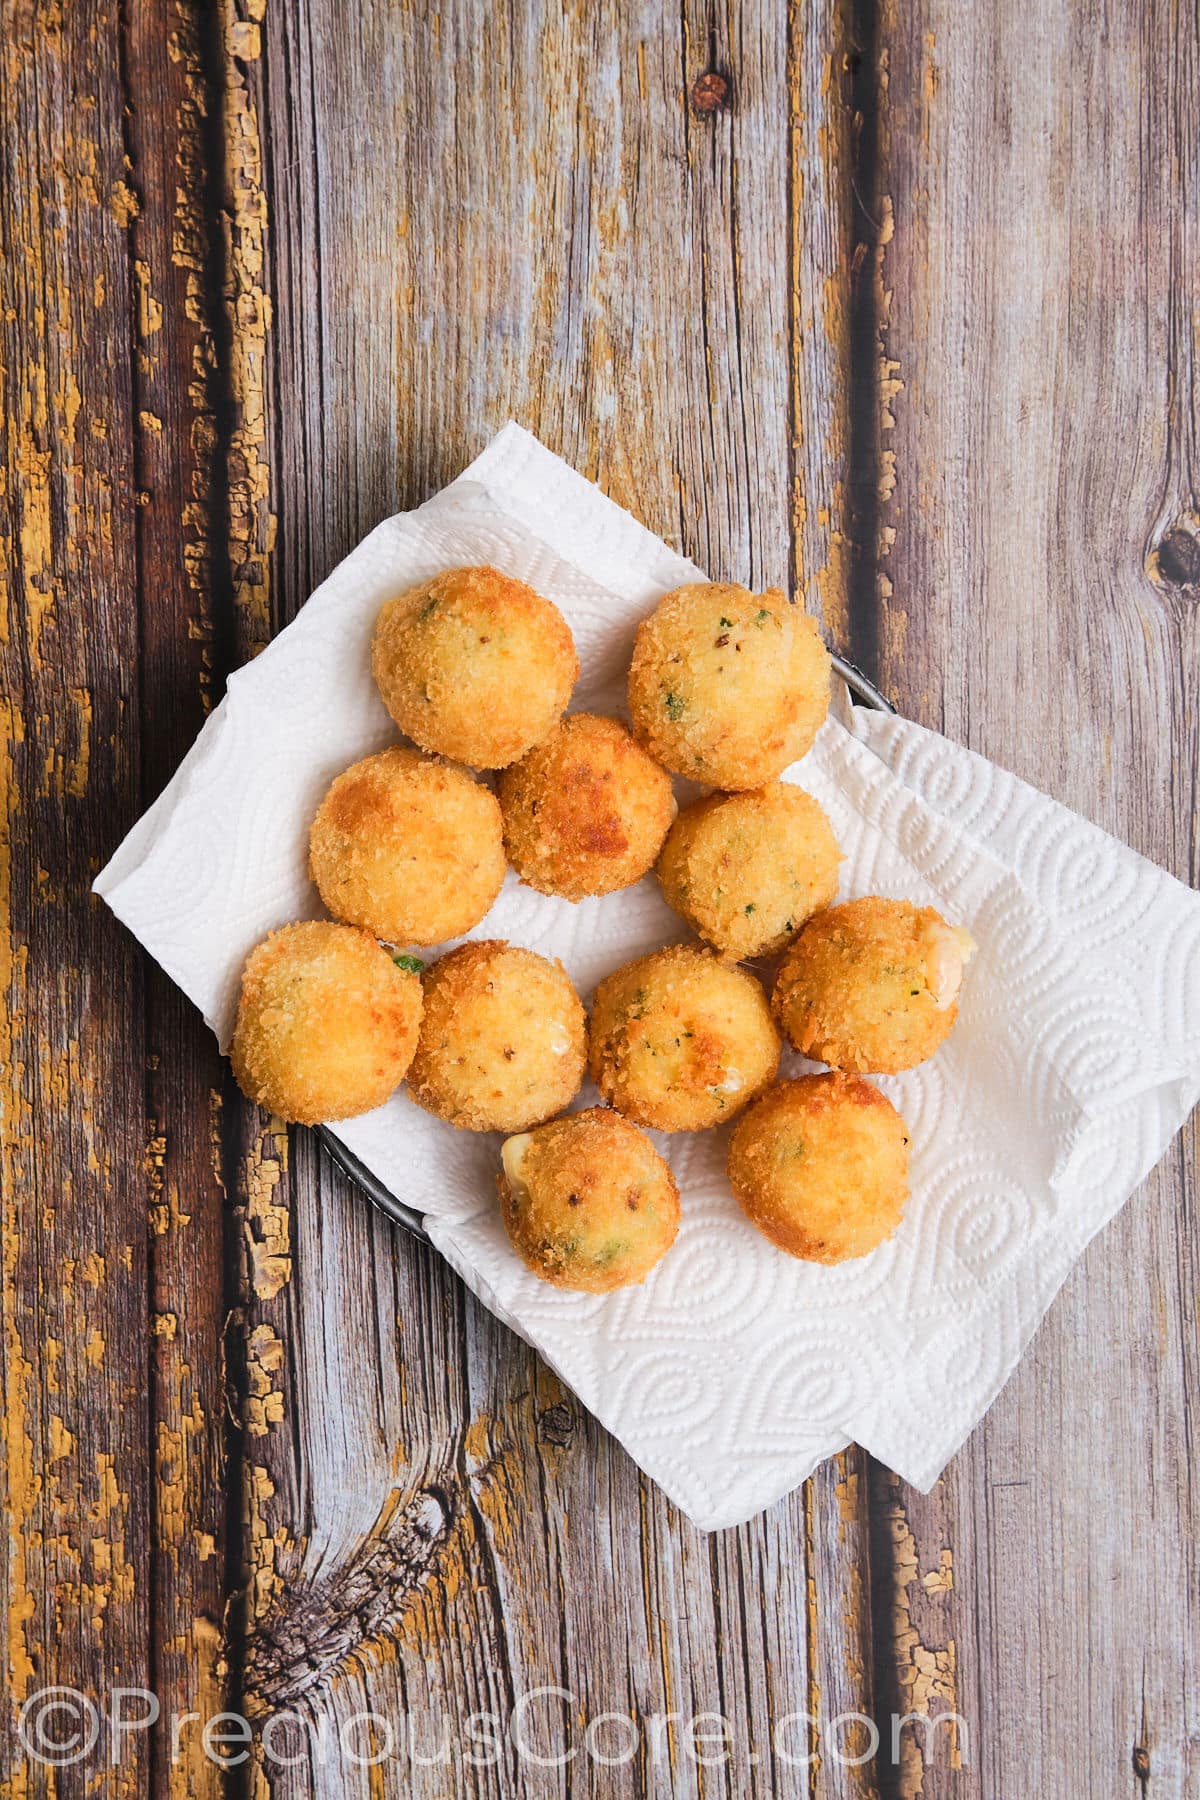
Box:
left=588, top=945, right=780, bottom=1132
left=773, top=896, right=976, bottom=1074
left=499, top=1108, right=680, bottom=1291
left=371, top=564, right=579, bottom=768
left=728, top=1072, right=910, bottom=1263
left=627, top=582, right=831, bottom=788
left=230, top=921, right=422, bottom=1124
left=407, top=941, right=586, bottom=1132
left=309, top=746, right=505, bottom=947
left=657, top=783, right=841, bottom=961
left=499, top=712, right=677, bottom=901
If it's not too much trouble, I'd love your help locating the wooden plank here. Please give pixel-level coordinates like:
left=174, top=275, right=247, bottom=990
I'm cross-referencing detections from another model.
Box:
left=868, top=0, right=1200, bottom=1793
left=229, top=0, right=874, bottom=1792
left=14, top=0, right=1192, bottom=1790
left=0, top=2, right=151, bottom=1792
left=121, top=6, right=235, bottom=1790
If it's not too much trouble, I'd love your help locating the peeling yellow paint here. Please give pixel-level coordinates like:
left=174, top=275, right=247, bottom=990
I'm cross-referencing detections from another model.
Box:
left=922, top=1547, right=954, bottom=1594
left=110, top=177, right=141, bottom=226
left=156, top=1391, right=206, bottom=1552
left=243, top=1119, right=290, bottom=1299
left=244, top=1321, right=285, bottom=1436
left=49, top=1413, right=75, bottom=1462
left=220, top=0, right=275, bottom=645
left=876, top=1475, right=961, bottom=1795
left=133, top=257, right=163, bottom=336
left=65, top=687, right=92, bottom=798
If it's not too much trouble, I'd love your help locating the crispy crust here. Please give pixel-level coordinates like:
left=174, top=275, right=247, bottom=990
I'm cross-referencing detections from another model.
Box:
left=656, top=783, right=841, bottom=960
left=773, top=896, right=967, bottom=1074
left=309, top=745, right=505, bottom=946
left=627, top=582, right=830, bottom=788
left=587, top=944, right=780, bottom=1132
left=371, top=564, right=578, bottom=768
left=498, top=1107, right=680, bottom=1292
left=499, top=712, right=676, bottom=901
left=407, top=940, right=586, bottom=1132
left=728, top=1072, right=910, bottom=1263
left=230, top=921, right=423, bottom=1124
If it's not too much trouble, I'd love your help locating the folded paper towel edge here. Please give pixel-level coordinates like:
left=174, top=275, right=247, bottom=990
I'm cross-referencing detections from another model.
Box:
left=426, top=1214, right=848, bottom=1531
left=441, top=421, right=705, bottom=599
left=87, top=421, right=1200, bottom=1530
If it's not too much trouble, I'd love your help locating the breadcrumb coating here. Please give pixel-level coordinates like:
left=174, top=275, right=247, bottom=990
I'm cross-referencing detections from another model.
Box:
left=408, top=941, right=586, bottom=1132
left=628, top=582, right=830, bottom=788
left=230, top=921, right=422, bottom=1124
left=499, top=1108, right=680, bottom=1292
left=728, top=1072, right=910, bottom=1263
left=657, top=783, right=841, bottom=960
left=371, top=564, right=578, bottom=768
left=309, top=745, right=505, bottom=946
left=499, top=712, right=676, bottom=901
left=588, top=944, right=780, bottom=1132
left=773, top=896, right=976, bottom=1074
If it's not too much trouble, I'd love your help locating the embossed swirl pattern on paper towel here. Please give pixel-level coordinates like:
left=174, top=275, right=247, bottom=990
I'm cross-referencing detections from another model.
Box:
left=96, top=427, right=1200, bottom=1528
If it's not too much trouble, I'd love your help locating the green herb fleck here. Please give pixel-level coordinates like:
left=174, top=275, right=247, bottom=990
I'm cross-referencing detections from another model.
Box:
left=744, top=902, right=757, bottom=916
left=393, top=953, right=426, bottom=975
left=590, top=1239, right=627, bottom=1268
left=754, top=607, right=771, bottom=626
left=664, top=691, right=686, bottom=721
left=718, top=615, right=734, bottom=628
left=418, top=596, right=440, bottom=621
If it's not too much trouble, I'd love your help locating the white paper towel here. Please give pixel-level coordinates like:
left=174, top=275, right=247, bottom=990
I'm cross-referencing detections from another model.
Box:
left=96, top=423, right=1200, bottom=1530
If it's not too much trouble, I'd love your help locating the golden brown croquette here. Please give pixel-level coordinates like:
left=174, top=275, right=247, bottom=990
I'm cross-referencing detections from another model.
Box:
left=309, top=746, right=506, bottom=947
left=371, top=564, right=578, bottom=768
left=499, top=1108, right=680, bottom=1291
left=627, top=582, right=830, bottom=788
left=407, top=941, right=586, bottom=1132
left=773, top=896, right=976, bottom=1074
left=587, top=945, right=780, bottom=1133
left=728, top=1072, right=910, bottom=1263
left=230, top=921, right=423, bottom=1124
left=657, top=783, right=841, bottom=960
left=499, top=712, right=677, bottom=901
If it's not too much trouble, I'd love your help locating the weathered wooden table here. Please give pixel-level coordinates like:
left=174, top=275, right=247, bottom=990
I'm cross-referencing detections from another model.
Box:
left=3, top=1, right=1197, bottom=1794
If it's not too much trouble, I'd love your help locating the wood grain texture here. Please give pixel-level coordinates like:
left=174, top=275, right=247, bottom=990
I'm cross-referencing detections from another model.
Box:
left=1, top=0, right=1196, bottom=1795
left=0, top=5, right=152, bottom=1794
left=866, top=0, right=1200, bottom=1793
left=0, top=4, right=241, bottom=1794
left=236, top=2, right=870, bottom=1793
left=122, top=7, right=235, bottom=1790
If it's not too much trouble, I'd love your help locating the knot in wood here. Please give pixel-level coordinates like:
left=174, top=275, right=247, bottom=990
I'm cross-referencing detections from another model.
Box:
left=413, top=1485, right=450, bottom=1539
left=538, top=1402, right=576, bottom=1447
left=1155, top=526, right=1200, bottom=595
left=690, top=71, right=730, bottom=115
